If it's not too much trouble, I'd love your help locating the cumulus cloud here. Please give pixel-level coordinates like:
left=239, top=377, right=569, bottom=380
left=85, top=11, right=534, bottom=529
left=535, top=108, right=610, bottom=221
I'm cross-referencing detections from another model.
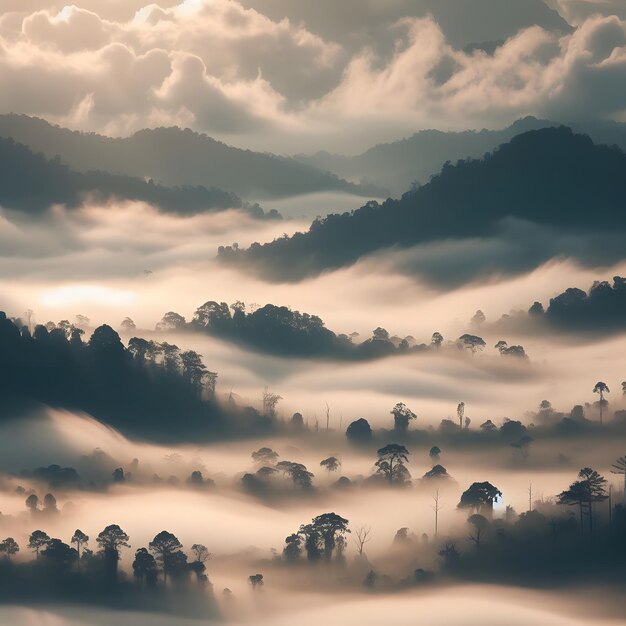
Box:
left=0, top=2, right=625, bottom=152
left=312, top=15, right=626, bottom=136
left=549, top=0, right=626, bottom=25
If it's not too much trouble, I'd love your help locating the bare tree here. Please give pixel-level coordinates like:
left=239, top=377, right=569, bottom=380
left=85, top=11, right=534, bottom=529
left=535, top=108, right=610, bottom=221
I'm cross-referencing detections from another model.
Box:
left=352, top=525, right=372, bottom=556
left=262, top=387, right=282, bottom=418
left=432, top=490, right=443, bottom=537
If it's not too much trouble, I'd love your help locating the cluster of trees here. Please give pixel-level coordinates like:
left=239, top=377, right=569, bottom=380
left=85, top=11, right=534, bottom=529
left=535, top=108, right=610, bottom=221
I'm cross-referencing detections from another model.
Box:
left=156, top=301, right=526, bottom=361
left=345, top=391, right=626, bottom=452
left=275, top=463, right=626, bottom=589
left=241, top=442, right=454, bottom=497
left=13, top=460, right=216, bottom=495
left=242, top=447, right=318, bottom=495
left=524, top=276, right=626, bottom=333
left=0, top=524, right=222, bottom=606
left=0, top=312, right=268, bottom=441
left=283, top=513, right=350, bottom=563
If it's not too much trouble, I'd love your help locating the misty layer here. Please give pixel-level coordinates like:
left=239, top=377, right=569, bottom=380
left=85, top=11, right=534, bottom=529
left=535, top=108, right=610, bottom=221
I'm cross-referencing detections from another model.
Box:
left=219, top=128, right=626, bottom=284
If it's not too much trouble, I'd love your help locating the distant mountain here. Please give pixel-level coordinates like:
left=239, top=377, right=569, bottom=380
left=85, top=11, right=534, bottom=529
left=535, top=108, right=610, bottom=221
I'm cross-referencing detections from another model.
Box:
left=0, top=136, right=279, bottom=218
left=296, top=117, right=626, bottom=196
left=220, top=127, right=626, bottom=281
left=0, top=115, right=382, bottom=200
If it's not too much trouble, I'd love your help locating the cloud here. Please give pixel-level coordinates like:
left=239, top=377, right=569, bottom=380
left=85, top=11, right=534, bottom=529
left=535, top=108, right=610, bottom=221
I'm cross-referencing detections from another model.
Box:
left=0, top=3, right=622, bottom=151
left=384, top=219, right=626, bottom=288
left=312, top=15, right=626, bottom=134
left=550, top=0, right=626, bottom=25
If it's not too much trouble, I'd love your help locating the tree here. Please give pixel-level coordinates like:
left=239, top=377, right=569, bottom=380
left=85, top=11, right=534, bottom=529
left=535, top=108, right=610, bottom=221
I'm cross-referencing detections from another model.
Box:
left=471, top=310, right=486, bottom=326
left=390, top=402, right=417, bottom=434
left=438, top=542, right=460, bottom=569
left=480, top=420, right=497, bottom=433
left=276, top=461, right=314, bottom=489
left=467, top=514, right=489, bottom=547
left=310, top=513, right=350, bottom=561
left=457, top=402, right=465, bottom=429
left=558, top=468, right=607, bottom=535
left=43, top=493, right=58, bottom=515
left=457, top=482, right=502, bottom=518
left=353, top=525, right=372, bottom=556
left=374, top=444, right=410, bottom=485
left=429, top=446, right=441, bottom=462
left=298, top=524, right=322, bottom=561
left=622, top=381, right=626, bottom=395
left=0, top=537, right=19, bottom=559
left=96, top=524, right=130, bottom=577
left=249, top=574, right=264, bottom=588
left=191, top=543, right=211, bottom=564
left=320, top=457, right=341, bottom=473
left=28, top=530, right=50, bottom=559
left=432, top=490, right=444, bottom=537
left=192, top=301, right=231, bottom=329
left=372, top=327, right=390, bottom=341
left=180, top=350, right=209, bottom=391
left=593, top=381, right=609, bottom=424
left=458, top=334, right=486, bottom=353
left=120, top=317, right=136, bottom=332
left=133, top=547, right=158, bottom=589
left=346, top=418, right=372, bottom=444
left=41, top=539, right=78, bottom=569
left=495, top=340, right=508, bottom=354
left=283, top=534, right=303, bottom=563
left=431, top=332, right=443, bottom=349
left=364, top=569, right=378, bottom=588
left=25, top=494, right=39, bottom=514
left=160, top=342, right=181, bottom=373
left=423, top=465, right=450, bottom=480
left=188, top=470, right=205, bottom=486
left=149, top=531, right=183, bottom=586
left=262, top=387, right=282, bottom=418
left=252, top=447, right=279, bottom=464
left=71, top=529, right=89, bottom=559
left=156, top=311, right=186, bottom=331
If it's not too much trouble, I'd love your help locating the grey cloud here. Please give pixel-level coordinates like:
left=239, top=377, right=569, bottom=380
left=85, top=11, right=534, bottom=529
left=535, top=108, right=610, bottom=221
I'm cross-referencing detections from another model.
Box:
left=385, top=219, right=626, bottom=288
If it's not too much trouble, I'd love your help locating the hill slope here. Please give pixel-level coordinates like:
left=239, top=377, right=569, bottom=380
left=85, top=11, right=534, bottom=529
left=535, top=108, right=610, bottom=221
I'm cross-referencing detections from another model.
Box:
left=220, top=127, right=626, bottom=280
left=0, top=137, right=279, bottom=218
left=296, top=118, right=626, bottom=196
left=0, top=115, right=382, bottom=200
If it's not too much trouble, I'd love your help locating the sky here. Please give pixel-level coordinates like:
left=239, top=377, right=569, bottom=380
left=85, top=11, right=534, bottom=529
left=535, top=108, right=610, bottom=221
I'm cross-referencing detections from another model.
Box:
left=0, top=0, right=625, bottom=152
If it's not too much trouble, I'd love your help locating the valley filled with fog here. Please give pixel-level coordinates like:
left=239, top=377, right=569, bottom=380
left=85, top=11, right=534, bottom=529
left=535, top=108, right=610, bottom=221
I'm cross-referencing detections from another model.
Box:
left=2, top=1, right=626, bottom=624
